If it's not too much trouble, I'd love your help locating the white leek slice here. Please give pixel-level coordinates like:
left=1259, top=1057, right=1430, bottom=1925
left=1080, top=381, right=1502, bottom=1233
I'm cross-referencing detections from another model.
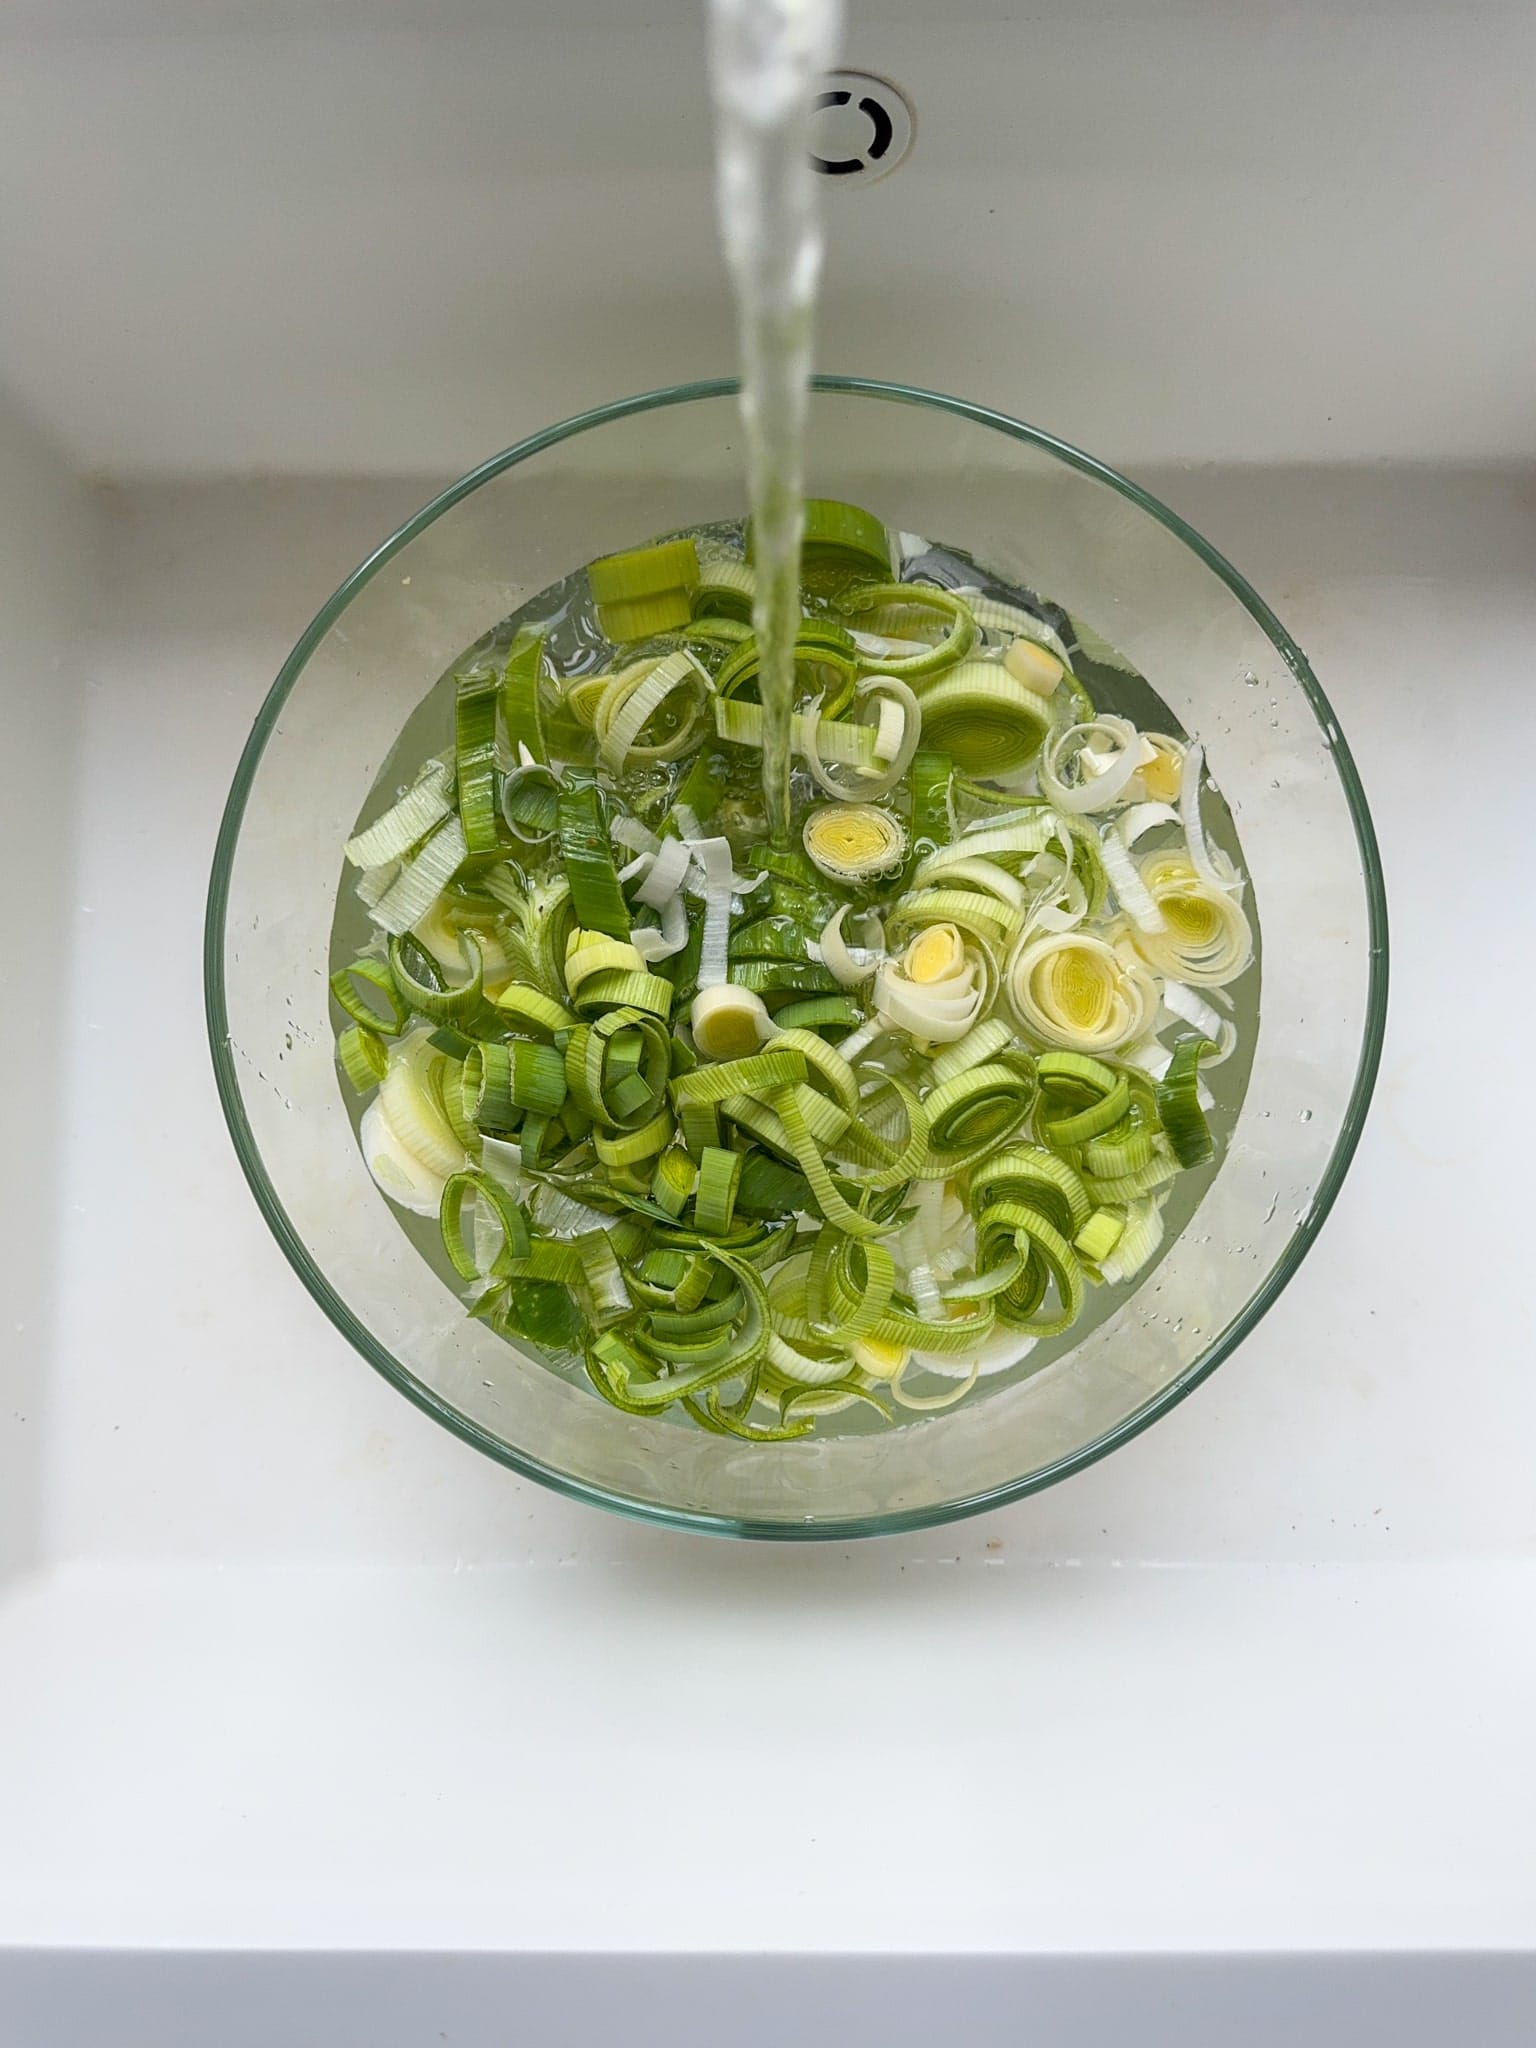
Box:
left=1007, top=930, right=1160, bottom=1052
left=1002, top=638, right=1065, bottom=695
left=803, top=803, right=907, bottom=882
left=359, top=1099, right=447, bottom=1217
left=873, top=923, right=984, bottom=1045
left=691, top=984, right=774, bottom=1060
left=1129, top=852, right=1253, bottom=986
left=595, top=650, right=708, bottom=774
left=378, top=1033, right=469, bottom=1182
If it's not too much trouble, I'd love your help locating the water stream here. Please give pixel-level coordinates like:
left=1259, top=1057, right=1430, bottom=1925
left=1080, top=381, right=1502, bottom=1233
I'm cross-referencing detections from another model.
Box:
left=706, top=0, right=843, bottom=842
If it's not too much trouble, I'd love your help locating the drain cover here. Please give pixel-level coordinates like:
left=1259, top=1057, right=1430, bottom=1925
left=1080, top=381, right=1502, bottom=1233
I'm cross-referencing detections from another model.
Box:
left=808, top=71, right=914, bottom=184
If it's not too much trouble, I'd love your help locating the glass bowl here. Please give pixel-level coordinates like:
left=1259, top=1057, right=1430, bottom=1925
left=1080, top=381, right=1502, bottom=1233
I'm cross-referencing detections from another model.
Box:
left=205, top=377, right=1387, bottom=1539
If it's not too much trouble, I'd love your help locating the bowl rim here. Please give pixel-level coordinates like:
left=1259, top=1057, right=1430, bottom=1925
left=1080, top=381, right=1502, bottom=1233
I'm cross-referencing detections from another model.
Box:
left=204, top=373, right=1389, bottom=1540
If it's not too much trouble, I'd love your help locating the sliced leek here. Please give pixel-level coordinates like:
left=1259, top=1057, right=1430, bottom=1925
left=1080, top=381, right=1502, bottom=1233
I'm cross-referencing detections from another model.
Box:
left=336, top=506, right=1258, bottom=1443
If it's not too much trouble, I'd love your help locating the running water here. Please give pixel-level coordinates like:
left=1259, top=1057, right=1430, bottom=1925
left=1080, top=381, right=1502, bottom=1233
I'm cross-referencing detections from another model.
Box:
left=706, top=0, right=843, bottom=843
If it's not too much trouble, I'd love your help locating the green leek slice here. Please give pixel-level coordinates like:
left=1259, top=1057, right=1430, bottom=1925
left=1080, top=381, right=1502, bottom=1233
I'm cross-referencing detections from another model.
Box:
left=913, top=662, right=1052, bottom=776
left=1157, top=1036, right=1218, bottom=1167
left=558, top=783, right=629, bottom=938
left=454, top=665, right=501, bottom=855
left=501, top=628, right=547, bottom=763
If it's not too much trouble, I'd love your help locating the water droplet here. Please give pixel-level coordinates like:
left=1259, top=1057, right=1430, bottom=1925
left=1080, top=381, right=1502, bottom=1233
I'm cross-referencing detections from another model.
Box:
left=1244, top=672, right=1259, bottom=688
left=1299, top=1107, right=1313, bottom=1123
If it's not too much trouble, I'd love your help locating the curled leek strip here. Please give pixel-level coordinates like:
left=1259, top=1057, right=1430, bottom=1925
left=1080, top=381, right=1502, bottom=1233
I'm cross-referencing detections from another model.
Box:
left=912, top=660, right=1053, bottom=776
left=337, top=1024, right=388, bottom=1092
left=912, top=856, right=1027, bottom=915
left=888, top=1353, right=980, bottom=1411
left=565, top=1007, right=672, bottom=1131
left=1039, top=717, right=1151, bottom=814
left=968, top=1146, right=1092, bottom=1241
left=388, top=931, right=484, bottom=1026
left=814, top=1236, right=897, bottom=1345
left=768, top=1084, right=883, bottom=1239
left=833, top=1077, right=930, bottom=1192
left=632, top=834, right=692, bottom=910
left=925, top=813, right=1060, bottom=871
left=717, top=680, right=864, bottom=759
left=489, top=983, right=575, bottom=1040
left=768, top=1331, right=854, bottom=1388
left=817, top=903, right=883, bottom=988
left=594, top=650, right=709, bottom=774
left=330, top=956, right=407, bottom=1036
left=1035, top=1052, right=1131, bottom=1147
left=767, top=1028, right=861, bottom=1114
left=672, top=1044, right=807, bottom=1107
left=370, top=1031, right=470, bottom=1189
left=692, top=545, right=756, bottom=622
left=888, top=885, right=1018, bottom=949
left=438, top=1169, right=531, bottom=1284
left=916, top=1057, right=1038, bottom=1180
left=1161, top=979, right=1236, bottom=1063
left=802, top=675, right=923, bottom=801
left=952, top=588, right=1075, bottom=668
left=500, top=764, right=561, bottom=844
left=839, top=581, right=977, bottom=678
left=975, top=1198, right=1084, bottom=1336
left=345, top=760, right=454, bottom=869
left=861, top=1295, right=996, bottom=1355
left=1180, top=743, right=1244, bottom=895
left=929, top=1018, right=1015, bottom=1086
left=1007, top=930, right=1161, bottom=1053
left=630, top=892, right=690, bottom=965
left=1129, top=852, right=1254, bottom=987
left=1096, top=825, right=1166, bottom=934
left=686, top=833, right=738, bottom=989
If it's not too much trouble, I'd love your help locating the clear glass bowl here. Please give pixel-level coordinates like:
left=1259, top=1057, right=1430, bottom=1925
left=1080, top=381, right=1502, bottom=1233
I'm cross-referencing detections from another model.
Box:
left=205, top=377, right=1387, bottom=1538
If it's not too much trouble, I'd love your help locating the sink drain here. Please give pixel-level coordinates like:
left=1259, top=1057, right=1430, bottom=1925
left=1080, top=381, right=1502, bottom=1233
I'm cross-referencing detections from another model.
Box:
left=808, top=71, right=914, bottom=184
